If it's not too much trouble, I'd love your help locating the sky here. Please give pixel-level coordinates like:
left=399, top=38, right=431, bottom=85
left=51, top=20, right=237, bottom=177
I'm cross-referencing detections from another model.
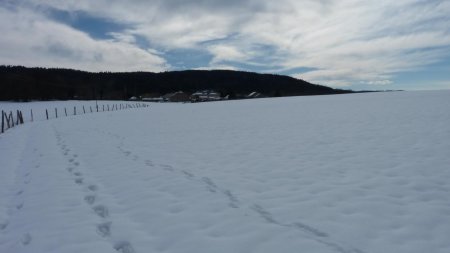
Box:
left=1, top=0, right=449, bottom=91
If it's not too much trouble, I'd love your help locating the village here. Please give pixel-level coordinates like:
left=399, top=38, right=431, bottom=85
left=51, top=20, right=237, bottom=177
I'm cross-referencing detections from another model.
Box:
left=130, top=90, right=264, bottom=103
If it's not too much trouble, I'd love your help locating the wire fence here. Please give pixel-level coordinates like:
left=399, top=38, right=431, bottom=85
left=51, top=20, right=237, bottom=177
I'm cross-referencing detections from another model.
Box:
left=1, top=102, right=149, bottom=135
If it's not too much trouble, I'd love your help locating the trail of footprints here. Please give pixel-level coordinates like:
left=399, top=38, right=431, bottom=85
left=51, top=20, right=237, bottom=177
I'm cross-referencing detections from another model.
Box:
left=55, top=131, right=135, bottom=253
left=0, top=146, right=39, bottom=247
left=90, top=130, right=364, bottom=253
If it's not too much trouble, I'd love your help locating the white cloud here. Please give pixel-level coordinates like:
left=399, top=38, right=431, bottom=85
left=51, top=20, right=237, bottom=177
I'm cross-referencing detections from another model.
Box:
left=2, top=0, right=450, bottom=88
left=0, top=5, right=167, bottom=72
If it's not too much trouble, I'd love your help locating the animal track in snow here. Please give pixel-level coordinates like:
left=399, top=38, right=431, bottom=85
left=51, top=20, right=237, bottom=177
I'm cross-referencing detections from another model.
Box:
left=73, top=172, right=82, bottom=177
left=67, top=167, right=74, bottom=172
left=16, top=190, right=23, bottom=195
left=16, top=203, right=23, bottom=210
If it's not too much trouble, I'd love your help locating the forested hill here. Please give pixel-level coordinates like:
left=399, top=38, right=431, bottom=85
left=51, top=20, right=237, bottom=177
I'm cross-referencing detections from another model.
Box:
left=0, top=65, right=352, bottom=101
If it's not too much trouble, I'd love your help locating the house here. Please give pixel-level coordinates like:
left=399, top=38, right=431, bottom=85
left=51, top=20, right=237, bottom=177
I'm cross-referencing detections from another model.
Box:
left=246, top=91, right=264, bottom=99
left=141, top=93, right=164, bottom=102
left=190, top=90, right=221, bottom=102
left=163, top=91, right=191, bottom=102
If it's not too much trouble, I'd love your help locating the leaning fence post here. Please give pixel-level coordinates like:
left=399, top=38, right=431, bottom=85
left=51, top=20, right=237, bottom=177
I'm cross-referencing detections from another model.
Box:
left=16, top=110, right=20, bottom=125
left=64, top=108, right=67, bottom=116
left=9, top=112, right=14, bottom=127
left=5, top=111, right=10, bottom=129
left=83, top=106, right=86, bottom=114
left=46, top=109, right=49, bottom=120
left=55, top=108, right=58, bottom=118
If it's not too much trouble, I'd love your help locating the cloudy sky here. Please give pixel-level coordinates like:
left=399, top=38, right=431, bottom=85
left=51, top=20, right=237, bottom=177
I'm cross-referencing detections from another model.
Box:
left=1, top=0, right=449, bottom=90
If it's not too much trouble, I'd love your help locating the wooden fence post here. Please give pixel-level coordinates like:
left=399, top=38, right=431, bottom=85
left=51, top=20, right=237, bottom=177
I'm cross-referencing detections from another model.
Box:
left=65, top=108, right=67, bottom=117
left=103, top=105, right=105, bottom=111
left=9, top=112, right=14, bottom=127
left=18, top=111, right=24, bottom=124
left=46, top=109, right=49, bottom=120
left=1, top=110, right=4, bottom=133
left=90, top=106, right=93, bottom=113
left=107, top=104, right=110, bottom=111
left=55, top=108, right=58, bottom=118
left=74, top=106, right=76, bottom=115
left=31, top=109, right=34, bottom=122
left=83, top=106, right=86, bottom=114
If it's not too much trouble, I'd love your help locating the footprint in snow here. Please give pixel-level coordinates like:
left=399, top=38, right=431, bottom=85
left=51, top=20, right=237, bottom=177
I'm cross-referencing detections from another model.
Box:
left=114, top=241, right=135, bottom=253
left=88, top=185, right=98, bottom=192
left=67, top=167, right=74, bottom=172
left=93, top=205, right=109, bottom=218
left=73, top=162, right=80, bottom=167
left=291, top=222, right=329, bottom=238
left=97, top=222, right=112, bottom=237
left=73, top=172, right=82, bottom=177
left=21, top=233, right=32, bottom=245
left=16, top=190, right=23, bottom=195
left=16, top=203, right=24, bottom=210
left=223, top=190, right=239, bottom=208
left=0, top=222, right=8, bottom=230
left=84, top=195, right=96, bottom=205
left=202, top=177, right=218, bottom=193
left=182, top=170, right=195, bottom=178
left=75, top=178, right=84, bottom=185
left=68, top=158, right=74, bottom=163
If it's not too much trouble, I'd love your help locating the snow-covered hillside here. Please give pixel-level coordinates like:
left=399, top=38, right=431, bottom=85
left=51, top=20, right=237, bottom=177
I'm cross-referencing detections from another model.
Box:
left=1, top=91, right=450, bottom=253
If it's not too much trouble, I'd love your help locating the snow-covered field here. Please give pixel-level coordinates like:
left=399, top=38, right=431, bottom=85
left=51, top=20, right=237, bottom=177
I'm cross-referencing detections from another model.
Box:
left=1, top=90, right=449, bottom=253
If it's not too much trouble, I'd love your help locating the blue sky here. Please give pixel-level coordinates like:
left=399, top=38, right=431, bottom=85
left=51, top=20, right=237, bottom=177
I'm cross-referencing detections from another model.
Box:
left=1, top=0, right=449, bottom=90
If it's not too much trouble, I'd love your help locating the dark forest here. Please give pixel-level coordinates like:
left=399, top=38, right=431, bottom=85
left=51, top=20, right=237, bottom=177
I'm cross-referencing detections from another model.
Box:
left=0, top=66, right=352, bottom=101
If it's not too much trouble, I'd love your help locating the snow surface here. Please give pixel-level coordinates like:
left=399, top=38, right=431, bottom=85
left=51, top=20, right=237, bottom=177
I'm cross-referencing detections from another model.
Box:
left=1, top=91, right=450, bottom=253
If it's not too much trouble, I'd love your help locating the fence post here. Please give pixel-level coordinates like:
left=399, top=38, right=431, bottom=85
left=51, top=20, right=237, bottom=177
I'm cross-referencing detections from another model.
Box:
left=9, top=112, right=14, bottom=127
left=31, top=109, right=34, bottom=122
left=55, top=108, right=58, bottom=118
left=103, top=105, right=105, bottom=111
left=74, top=106, right=76, bottom=115
left=46, top=109, right=49, bottom=120
left=18, top=111, right=24, bottom=124
left=90, top=106, right=93, bottom=113
left=5, top=111, right=10, bottom=129
left=83, top=106, right=86, bottom=114
left=1, top=110, right=4, bottom=133
left=107, top=104, right=110, bottom=111
left=65, top=108, right=67, bottom=116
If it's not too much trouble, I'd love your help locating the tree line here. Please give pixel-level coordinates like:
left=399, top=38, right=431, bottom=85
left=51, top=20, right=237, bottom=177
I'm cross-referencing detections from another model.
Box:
left=0, top=65, right=352, bottom=101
